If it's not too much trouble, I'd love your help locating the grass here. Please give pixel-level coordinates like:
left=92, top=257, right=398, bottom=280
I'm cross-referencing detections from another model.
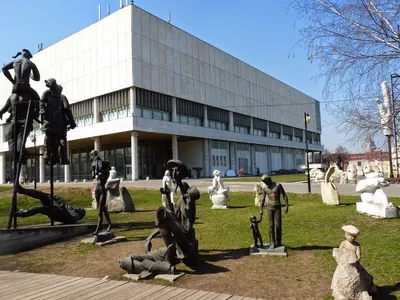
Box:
left=0, top=187, right=399, bottom=298
left=224, top=174, right=306, bottom=183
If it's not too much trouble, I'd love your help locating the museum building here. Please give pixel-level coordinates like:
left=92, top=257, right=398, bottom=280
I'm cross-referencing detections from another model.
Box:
left=0, top=4, right=323, bottom=183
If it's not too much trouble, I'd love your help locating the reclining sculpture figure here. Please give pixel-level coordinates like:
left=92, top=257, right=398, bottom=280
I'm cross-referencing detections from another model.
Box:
left=119, top=160, right=200, bottom=279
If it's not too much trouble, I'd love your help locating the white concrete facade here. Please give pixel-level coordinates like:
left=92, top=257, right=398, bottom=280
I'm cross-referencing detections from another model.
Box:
left=0, top=5, right=323, bottom=183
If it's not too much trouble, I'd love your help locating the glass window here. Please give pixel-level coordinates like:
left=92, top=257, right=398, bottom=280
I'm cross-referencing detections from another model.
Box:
left=162, top=112, right=170, bottom=121
left=196, top=118, right=202, bottom=126
left=143, top=109, right=152, bottom=119
left=216, top=156, right=219, bottom=165
left=136, top=107, right=142, bottom=117
left=153, top=110, right=162, bottom=120
left=220, top=156, right=223, bottom=166
left=212, top=155, right=215, bottom=166
left=188, top=117, right=196, bottom=126
left=223, top=156, right=227, bottom=166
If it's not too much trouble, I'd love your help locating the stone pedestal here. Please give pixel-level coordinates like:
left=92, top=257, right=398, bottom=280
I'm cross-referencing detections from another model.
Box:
left=356, top=202, right=399, bottom=218
left=211, top=194, right=228, bottom=209
left=249, top=244, right=287, bottom=257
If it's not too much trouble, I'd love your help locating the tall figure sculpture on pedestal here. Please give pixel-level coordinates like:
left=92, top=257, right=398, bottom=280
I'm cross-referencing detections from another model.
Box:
left=259, top=174, right=289, bottom=250
left=1, top=49, right=41, bottom=229
left=91, top=150, right=112, bottom=235
left=40, top=78, right=76, bottom=166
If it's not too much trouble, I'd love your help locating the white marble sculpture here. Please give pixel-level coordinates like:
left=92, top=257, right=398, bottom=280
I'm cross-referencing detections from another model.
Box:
left=108, top=166, right=117, bottom=181
left=347, top=164, right=358, bottom=183
left=376, top=81, right=393, bottom=137
left=161, top=170, right=175, bottom=210
left=321, top=166, right=340, bottom=205
left=331, top=225, right=377, bottom=300
left=254, top=183, right=264, bottom=206
left=355, top=165, right=398, bottom=218
left=207, top=170, right=230, bottom=209
left=309, top=168, right=325, bottom=182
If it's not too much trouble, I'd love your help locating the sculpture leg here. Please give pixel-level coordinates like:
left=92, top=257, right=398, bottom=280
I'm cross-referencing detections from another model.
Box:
left=58, top=135, right=70, bottom=165
left=43, top=134, right=51, bottom=165
left=93, top=185, right=103, bottom=235
left=14, top=206, right=50, bottom=218
left=257, top=232, right=263, bottom=248
left=252, top=232, right=258, bottom=247
left=275, top=207, right=282, bottom=247
left=267, top=206, right=276, bottom=249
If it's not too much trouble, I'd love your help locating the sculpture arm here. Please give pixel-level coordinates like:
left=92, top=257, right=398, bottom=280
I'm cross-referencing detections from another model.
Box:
left=249, top=224, right=252, bottom=230
left=2, top=62, right=15, bottom=85
left=30, top=62, right=40, bottom=81
left=144, top=228, right=160, bottom=253
left=63, top=96, right=76, bottom=129
left=0, top=97, right=12, bottom=119
left=259, top=191, right=266, bottom=216
left=280, top=184, right=289, bottom=213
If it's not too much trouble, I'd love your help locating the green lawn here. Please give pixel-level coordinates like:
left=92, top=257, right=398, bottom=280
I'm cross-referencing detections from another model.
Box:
left=224, top=174, right=306, bottom=183
left=0, top=187, right=398, bottom=298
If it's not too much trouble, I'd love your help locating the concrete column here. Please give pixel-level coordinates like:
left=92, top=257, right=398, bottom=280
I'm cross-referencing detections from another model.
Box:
left=172, top=135, right=178, bottom=160
left=39, top=146, right=45, bottom=183
left=250, top=144, right=256, bottom=175
left=250, top=118, right=254, bottom=135
left=93, top=97, right=99, bottom=123
left=0, top=124, right=4, bottom=143
left=229, top=111, right=234, bottom=132
left=130, top=86, right=136, bottom=116
left=94, top=136, right=101, bottom=151
left=229, top=142, right=236, bottom=172
left=64, top=142, right=71, bottom=183
left=203, top=139, right=210, bottom=177
left=203, top=106, right=209, bottom=128
left=172, top=97, right=178, bottom=122
left=131, top=131, right=139, bottom=181
left=0, top=152, right=5, bottom=184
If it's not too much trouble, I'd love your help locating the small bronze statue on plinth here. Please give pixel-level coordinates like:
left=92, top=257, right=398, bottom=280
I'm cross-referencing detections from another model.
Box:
left=40, top=78, right=76, bottom=166
left=249, top=215, right=263, bottom=248
left=91, top=150, right=112, bottom=235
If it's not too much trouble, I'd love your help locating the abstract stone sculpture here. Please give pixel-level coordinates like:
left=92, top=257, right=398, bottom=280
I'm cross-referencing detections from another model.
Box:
left=321, top=166, right=340, bottom=205
left=39, top=78, right=76, bottom=166
left=259, top=174, right=289, bottom=250
left=92, top=168, right=135, bottom=213
left=355, top=165, right=398, bottom=218
left=254, top=183, right=264, bottom=206
left=309, top=168, right=325, bottom=182
left=331, top=225, right=377, bottom=299
left=119, top=160, right=200, bottom=279
left=13, top=184, right=86, bottom=224
left=207, top=170, right=230, bottom=209
left=91, top=150, right=112, bottom=235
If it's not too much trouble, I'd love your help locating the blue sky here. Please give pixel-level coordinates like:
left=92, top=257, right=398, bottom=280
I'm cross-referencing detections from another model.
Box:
left=0, top=0, right=354, bottom=152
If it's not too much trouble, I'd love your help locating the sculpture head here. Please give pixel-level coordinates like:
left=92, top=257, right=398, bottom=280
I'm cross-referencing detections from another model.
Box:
left=164, top=170, right=170, bottom=176
left=261, top=174, right=272, bottom=185
left=13, top=49, right=33, bottom=60
left=250, top=215, right=257, bottom=222
left=90, top=149, right=99, bottom=158
left=213, top=170, right=221, bottom=177
left=45, top=78, right=57, bottom=88
left=342, top=225, right=359, bottom=243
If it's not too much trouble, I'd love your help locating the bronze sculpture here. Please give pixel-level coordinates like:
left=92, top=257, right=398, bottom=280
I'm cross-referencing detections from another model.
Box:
left=259, top=174, right=289, bottom=249
left=14, top=184, right=86, bottom=224
left=91, top=150, right=112, bottom=235
left=120, top=160, right=200, bottom=279
left=39, top=78, right=76, bottom=166
left=249, top=215, right=263, bottom=248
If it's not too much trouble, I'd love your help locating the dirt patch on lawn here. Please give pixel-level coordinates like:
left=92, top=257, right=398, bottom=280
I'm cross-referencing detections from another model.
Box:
left=0, top=236, right=332, bottom=299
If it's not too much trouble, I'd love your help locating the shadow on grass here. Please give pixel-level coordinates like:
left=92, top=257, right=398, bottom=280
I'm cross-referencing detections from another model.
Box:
left=116, top=221, right=156, bottom=231
left=228, top=206, right=250, bottom=209
left=200, top=248, right=249, bottom=262
left=337, top=203, right=357, bottom=207
left=184, top=260, right=229, bottom=275
left=288, top=245, right=335, bottom=251
left=374, top=282, right=400, bottom=300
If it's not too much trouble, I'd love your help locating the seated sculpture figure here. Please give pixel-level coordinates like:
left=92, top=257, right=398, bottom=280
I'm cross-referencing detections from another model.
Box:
left=331, top=225, right=377, bottom=300
left=207, top=170, right=230, bottom=209
left=119, top=160, right=200, bottom=279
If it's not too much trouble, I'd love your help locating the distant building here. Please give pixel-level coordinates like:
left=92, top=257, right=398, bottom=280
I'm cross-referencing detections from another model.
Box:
left=0, top=5, right=323, bottom=183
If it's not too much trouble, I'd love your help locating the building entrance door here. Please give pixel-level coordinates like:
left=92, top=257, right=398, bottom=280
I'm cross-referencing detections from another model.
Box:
left=238, top=158, right=249, bottom=174
left=125, top=165, right=132, bottom=180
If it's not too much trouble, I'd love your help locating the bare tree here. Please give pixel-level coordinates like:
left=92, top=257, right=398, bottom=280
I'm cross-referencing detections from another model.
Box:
left=289, top=0, right=400, bottom=146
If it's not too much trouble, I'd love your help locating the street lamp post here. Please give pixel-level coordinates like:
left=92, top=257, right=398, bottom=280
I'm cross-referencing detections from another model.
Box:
left=30, top=134, right=37, bottom=190
left=304, top=113, right=312, bottom=193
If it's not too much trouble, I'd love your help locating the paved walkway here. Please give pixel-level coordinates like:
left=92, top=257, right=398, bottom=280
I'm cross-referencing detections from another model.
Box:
left=0, top=271, right=263, bottom=300
left=11, top=178, right=400, bottom=197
